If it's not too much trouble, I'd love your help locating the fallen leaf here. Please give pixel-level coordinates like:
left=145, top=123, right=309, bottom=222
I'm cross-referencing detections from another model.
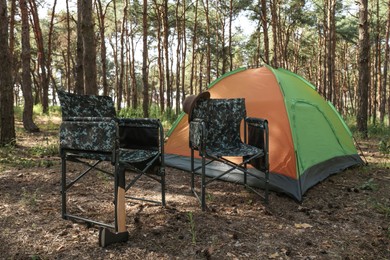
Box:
left=269, top=252, right=280, bottom=259
left=294, top=223, right=313, bottom=229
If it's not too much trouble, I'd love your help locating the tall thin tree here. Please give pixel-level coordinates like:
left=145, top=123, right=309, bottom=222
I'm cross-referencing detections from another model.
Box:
left=29, top=0, right=49, bottom=113
left=0, top=0, right=16, bottom=145
left=75, top=0, right=84, bottom=94
left=381, top=0, right=390, bottom=124
left=357, top=0, right=370, bottom=137
left=20, top=0, right=39, bottom=132
left=142, top=0, right=149, bottom=117
left=82, top=0, right=97, bottom=94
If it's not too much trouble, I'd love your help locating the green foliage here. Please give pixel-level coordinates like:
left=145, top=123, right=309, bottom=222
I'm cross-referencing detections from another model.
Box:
left=359, top=178, right=378, bottom=191
left=49, top=105, right=62, bottom=115
left=21, top=187, right=40, bottom=207
left=33, top=104, right=44, bottom=115
left=371, top=199, right=390, bottom=239
left=187, top=211, right=197, bottom=244
left=14, top=106, right=24, bottom=121
left=28, top=143, right=59, bottom=157
left=379, top=137, right=390, bottom=155
left=118, top=106, right=144, bottom=118
left=346, top=116, right=389, bottom=140
left=118, top=105, right=178, bottom=131
left=0, top=142, right=58, bottom=169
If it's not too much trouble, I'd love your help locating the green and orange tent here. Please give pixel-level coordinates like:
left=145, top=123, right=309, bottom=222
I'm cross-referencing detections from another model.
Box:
left=165, top=66, right=364, bottom=201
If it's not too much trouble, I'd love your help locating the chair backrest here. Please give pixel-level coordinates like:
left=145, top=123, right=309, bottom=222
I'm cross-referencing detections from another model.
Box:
left=118, top=119, right=161, bottom=151
left=58, top=90, right=116, bottom=118
left=58, top=90, right=117, bottom=154
left=193, top=98, right=246, bottom=147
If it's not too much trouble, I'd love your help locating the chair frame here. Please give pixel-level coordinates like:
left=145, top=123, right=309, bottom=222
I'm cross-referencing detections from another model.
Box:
left=189, top=98, right=269, bottom=211
left=58, top=90, right=165, bottom=246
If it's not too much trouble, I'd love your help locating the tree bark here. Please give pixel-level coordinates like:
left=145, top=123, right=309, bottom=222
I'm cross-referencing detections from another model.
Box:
left=0, top=0, right=16, bottom=145
left=96, top=0, right=110, bottom=96
left=204, top=0, right=211, bottom=85
left=117, top=1, right=128, bottom=111
left=381, top=0, right=390, bottom=124
left=82, top=0, right=97, bottom=95
left=270, top=0, right=278, bottom=67
left=163, top=0, right=171, bottom=109
left=75, top=0, right=84, bottom=94
left=189, top=0, right=199, bottom=95
left=152, top=0, right=164, bottom=111
left=175, top=0, right=181, bottom=114
left=260, top=0, right=269, bottom=64
left=20, top=0, right=39, bottom=133
left=28, top=0, right=49, bottom=113
left=357, top=0, right=370, bottom=137
left=142, top=0, right=149, bottom=117
left=47, top=0, right=57, bottom=103
left=180, top=0, right=187, bottom=106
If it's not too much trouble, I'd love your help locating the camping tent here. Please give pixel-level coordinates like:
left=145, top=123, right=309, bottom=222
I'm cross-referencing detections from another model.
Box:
left=165, top=66, right=363, bottom=201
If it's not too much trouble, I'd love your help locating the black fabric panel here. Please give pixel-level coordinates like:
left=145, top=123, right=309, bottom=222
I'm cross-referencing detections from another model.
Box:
left=247, top=124, right=266, bottom=171
left=119, top=126, right=159, bottom=150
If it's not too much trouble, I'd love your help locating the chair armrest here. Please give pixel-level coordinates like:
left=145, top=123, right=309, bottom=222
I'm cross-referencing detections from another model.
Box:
left=60, top=119, right=117, bottom=153
left=245, top=117, right=268, bottom=128
left=63, top=116, right=114, bottom=122
left=189, top=118, right=207, bottom=149
left=117, top=118, right=161, bottom=128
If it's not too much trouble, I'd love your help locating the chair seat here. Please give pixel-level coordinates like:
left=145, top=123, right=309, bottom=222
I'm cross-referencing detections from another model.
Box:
left=119, top=148, right=159, bottom=163
left=206, top=142, right=263, bottom=157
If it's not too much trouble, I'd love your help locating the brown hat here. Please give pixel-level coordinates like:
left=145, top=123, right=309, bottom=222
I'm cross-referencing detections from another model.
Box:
left=183, top=91, right=210, bottom=122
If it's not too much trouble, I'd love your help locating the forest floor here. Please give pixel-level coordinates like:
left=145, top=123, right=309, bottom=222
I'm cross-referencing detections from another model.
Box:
left=0, top=114, right=390, bottom=259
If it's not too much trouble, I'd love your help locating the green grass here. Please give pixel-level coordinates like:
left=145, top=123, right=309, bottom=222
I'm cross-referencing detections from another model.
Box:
left=0, top=142, right=59, bottom=169
left=187, top=211, right=197, bottom=244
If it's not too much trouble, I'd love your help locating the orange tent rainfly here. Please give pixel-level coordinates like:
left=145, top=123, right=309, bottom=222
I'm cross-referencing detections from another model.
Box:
left=165, top=66, right=364, bottom=201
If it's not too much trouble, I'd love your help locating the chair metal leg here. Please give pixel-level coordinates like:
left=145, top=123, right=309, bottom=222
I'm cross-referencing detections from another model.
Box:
left=190, top=149, right=195, bottom=191
left=61, top=154, right=67, bottom=219
left=201, top=154, right=206, bottom=211
left=161, top=167, right=166, bottom=207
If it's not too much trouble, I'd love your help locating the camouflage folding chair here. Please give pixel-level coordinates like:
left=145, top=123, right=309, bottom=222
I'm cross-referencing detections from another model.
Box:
left=58, top=90, right=165, bottom=247
left=186, top=95, right=269, bottom=211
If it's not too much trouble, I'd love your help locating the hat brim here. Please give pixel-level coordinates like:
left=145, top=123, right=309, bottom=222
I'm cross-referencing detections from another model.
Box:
left=183, top=91, right=210, bottom=122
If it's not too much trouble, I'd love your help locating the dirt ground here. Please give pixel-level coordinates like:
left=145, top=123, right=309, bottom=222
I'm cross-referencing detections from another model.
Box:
left=0, top=117, right=389, bottom=259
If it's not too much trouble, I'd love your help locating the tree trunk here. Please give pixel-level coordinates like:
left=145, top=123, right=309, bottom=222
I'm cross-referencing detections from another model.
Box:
left=75, top=0, right=84, bottom=94
left=0, top=0, right=16, bottom=145
left=28, top=0, right=49, bottom=113
left=357, top=0, right=370, bottom=137
left=20, top=0, right=39, bottom=133
left=228, top=0, right=233, bottom=71
left=117, top=1, right=128, bottom=111
left=260, top=0, right=269, bottom=64
left=180, top=0, right=187, bottom=106
left=380, top=0, right=390, bottom=124
left=96, top=0, right=109, bottom=96
left=163, top=0, right=171, bottom=109
left=47, top=0, right=57, bottom=104
left=142, top=0, right=149, bottom=117
left=152, top=0, right=165, bottom=111
left=175, top=0, right=181, bottom=115
left=270, top=0, right=278, bottom=67
left=82, top=0, right=97, bottom=95
left=189, top=0, right=199, bottom=95
left=204, top=0, right=211, bottom=85
left=129, top=19, right=137, bottom=109
left=327, top=0, right=336, bottom=103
